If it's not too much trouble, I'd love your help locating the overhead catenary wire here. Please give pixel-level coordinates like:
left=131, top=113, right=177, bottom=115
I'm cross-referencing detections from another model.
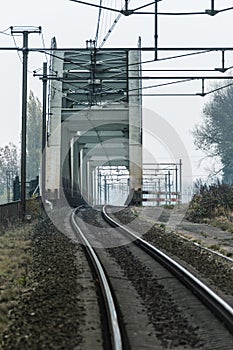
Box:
left=30, top=43, right=233, bottom=86
left=11, top=39, right=44, bottom=75
left=134, top=1, right=161, bottom=12
left=155, top=5, right=233, bottom=16
left=70, top=0, right=121, bottom=14
left=218, top=6, right=233, bottom=13
left=49, top=73, right=233, bottom=98
left=91, top=49, right=215, bottom=72
left=0, top=27, right=23, bottom=63
left=40, top=31, right=49, bottom=64
left=76, top=0, right=132, bottom=49
left=4, top=0, right=231, bottom=100
left=28, top=47, right=233, bottom=77
left=11, top=35, right=23, bottom=64
left=95, top=0, right=103, bottom=45
left=34, top=49, right=233, bottom=97
left=99, top=0, right=132, bottom=48
left=0, top=27, right=12, bottom=36
left=70, top=0, right=233, bottom=16
left=128, top=78, right=194, bottom=93
left=10, top=29, right=45, bottom=74
left=2, top=2, right=233, bottom=189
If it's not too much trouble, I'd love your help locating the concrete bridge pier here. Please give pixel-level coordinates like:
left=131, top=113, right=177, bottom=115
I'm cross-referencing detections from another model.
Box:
left=128, top=50, right=142, bottom=205
left=70, top=139, right=85, bottom=202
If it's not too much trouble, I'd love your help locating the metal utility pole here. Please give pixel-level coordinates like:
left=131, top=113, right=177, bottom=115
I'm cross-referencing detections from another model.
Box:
left=10, top=26, right=41, bottom=218
left=104, top=175, right=107, bottom=204
left=211, top=0, right=215, bottom=13
left=42, top=62, right=47, bottom=198
left=179, top=159, right=182, bottom=203
left=175, top=165, right=178, bottom=201
left=168, top=170, right=171, bottom=203
left=154, top=0, right=158, bottom=60
left=20, top=31, right=28, bottom=217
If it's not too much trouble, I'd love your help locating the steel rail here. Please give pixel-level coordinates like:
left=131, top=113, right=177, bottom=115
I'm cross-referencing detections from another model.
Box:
left=102, top=206, right=233, bottom=334
left=71, top=208, right=123, bottom=350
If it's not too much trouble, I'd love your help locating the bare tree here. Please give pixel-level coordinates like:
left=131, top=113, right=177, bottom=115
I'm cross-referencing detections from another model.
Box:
left=193, top=81, right=233, bottom=184
left=26, top=91, right=42, bottom=180
left=0, top=143, right=19, bottom=199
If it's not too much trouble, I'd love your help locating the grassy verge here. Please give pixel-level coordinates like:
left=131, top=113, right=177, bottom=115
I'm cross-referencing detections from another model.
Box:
left=208, top=216, right=233, bottom=233
left=186, top=181, right=233, bottom=233
left=0, top=223, right=32, bottom=338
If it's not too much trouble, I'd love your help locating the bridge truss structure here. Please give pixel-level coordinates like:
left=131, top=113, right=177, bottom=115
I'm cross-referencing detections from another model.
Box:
left=46, top=39, right=142, bottom=206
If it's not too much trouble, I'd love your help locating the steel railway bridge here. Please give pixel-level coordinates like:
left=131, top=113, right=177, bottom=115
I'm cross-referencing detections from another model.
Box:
left=45, top=39, right=142, bottom=206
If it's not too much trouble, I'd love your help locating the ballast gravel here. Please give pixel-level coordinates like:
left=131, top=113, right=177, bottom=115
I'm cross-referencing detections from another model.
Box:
left=111, top=206, right=233, bottom=304
left=1, top=218, right=85, bottom=350
left=2, top=206, right=233, bottom=349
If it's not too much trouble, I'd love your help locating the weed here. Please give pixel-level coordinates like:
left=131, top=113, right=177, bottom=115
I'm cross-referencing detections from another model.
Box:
left=208, top=244, right=221, bottom=251
left=186, top=181, right=233, bottom=223
left=0, top=224, right=32, bottom=336
left=163, top=204, right=174, bottom=210
left=191, top=238, right=202, bottom=245
left=200, top=232, right=208, bottom=238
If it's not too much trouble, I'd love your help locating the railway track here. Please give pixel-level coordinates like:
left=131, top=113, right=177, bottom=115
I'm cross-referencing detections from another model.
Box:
left=71, top=207, right=123, bottom=350
left=71, top=205, right=233, bottom=349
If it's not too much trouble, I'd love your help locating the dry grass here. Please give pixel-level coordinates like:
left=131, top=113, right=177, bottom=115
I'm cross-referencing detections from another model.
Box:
left=209, top=216, right=233, bottom=233
left=207, top=244, right=233, bottom=257
left=0, top=223, right=32, bottom=337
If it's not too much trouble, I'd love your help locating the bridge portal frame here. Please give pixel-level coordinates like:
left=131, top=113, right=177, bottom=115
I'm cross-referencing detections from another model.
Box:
left=45, top=42, right=142, bottom=206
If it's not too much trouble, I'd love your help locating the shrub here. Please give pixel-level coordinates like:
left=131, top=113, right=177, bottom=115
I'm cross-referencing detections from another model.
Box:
left=186, top=179, right=233, bottom=222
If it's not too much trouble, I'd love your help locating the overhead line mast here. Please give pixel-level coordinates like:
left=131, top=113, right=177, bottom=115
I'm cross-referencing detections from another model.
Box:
left=10, top=26, right=41, bottom=218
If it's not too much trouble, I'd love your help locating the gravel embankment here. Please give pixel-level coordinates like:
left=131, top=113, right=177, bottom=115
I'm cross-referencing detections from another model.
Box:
left=1, top=218, right=84, bottom=350
left=111, top=206, right=233, bottom=303
left=79, top=207, right=233, bottom=350
left=2, top=206, right=233, bottom=349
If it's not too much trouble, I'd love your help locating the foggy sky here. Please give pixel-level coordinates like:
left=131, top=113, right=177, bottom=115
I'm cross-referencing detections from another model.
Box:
left=0, top=0, right=232, bottom=182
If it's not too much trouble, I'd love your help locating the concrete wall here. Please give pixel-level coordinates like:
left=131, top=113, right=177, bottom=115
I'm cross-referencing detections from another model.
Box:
left=128, top=50, right=143, bottom=197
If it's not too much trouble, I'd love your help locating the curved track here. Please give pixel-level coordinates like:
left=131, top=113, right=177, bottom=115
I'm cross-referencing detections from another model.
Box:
left=71, top=207, right=123, bottom=350
left=102, top=205, right=233, bottom=334
left=71, top=205, right=233, bottom=349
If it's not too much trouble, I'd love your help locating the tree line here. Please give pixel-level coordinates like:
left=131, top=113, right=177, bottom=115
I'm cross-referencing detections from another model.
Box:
left=0, top=91, right=42, bottom=202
